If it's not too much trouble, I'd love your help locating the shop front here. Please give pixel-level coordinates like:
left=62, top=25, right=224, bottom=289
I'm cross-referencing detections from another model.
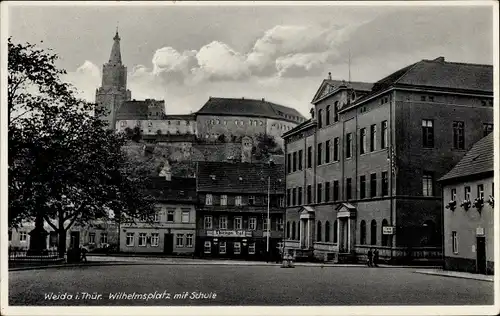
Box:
left=197, top=230, right=281, bottom=260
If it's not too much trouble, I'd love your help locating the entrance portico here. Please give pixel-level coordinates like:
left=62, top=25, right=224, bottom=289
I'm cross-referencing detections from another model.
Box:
left=336, top=203, right=357, bottom=253
left=299, top=206, right=315, bottom=249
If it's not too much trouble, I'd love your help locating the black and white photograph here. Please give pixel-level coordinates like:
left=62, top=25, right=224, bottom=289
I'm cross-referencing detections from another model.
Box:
left=1, top=1, right=498, bottom=315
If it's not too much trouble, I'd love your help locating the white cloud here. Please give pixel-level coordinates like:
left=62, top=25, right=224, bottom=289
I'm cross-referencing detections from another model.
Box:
left=191, top=41, right=250, bottom=83
left=64, top=60, right=101, bottom=101
left=151, top=47, right=196, bottom=75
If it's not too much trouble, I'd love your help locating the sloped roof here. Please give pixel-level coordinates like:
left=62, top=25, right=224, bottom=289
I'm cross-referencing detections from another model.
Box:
left=197, top=161, right=285, bottom=194
left=372, top=57, right=493, bottom=93
left=196, top=97, right=305, bottom=124
left=146, top=176, right=197, bottom=203
left=439, top=133, right=494, bottom=182
left=116, top=101, right=149, bottom=120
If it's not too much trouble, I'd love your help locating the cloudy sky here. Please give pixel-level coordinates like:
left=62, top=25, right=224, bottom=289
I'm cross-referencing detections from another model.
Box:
left=8, top=2, right=494, bottom=117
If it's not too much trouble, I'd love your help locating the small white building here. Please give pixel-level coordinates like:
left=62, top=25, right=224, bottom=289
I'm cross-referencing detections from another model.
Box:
left=439, top=133, right=494, bottom=274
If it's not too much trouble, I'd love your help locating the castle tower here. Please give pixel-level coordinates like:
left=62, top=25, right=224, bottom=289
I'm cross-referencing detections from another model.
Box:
left=95, top=29, right=132, bottom=129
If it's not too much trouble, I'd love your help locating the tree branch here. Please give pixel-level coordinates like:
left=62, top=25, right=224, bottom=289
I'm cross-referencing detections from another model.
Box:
left=43, top=215, right=58, bottom=231
left=64, top=213, right=80, bottom=232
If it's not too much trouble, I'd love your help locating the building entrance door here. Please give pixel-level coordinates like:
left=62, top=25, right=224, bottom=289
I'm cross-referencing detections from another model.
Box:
left=476, top=236, right=486, bottom=274
left=70, top=231, right=80, bottom=249
left=164, top=234, right=174, bottom=254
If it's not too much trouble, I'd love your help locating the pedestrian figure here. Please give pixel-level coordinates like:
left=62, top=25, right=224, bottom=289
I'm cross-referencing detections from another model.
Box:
left=80, top=246, right=88, bottom=263
left=367, top=249, right=373, bottom=267
left=373, top=249, right=379, bottom=267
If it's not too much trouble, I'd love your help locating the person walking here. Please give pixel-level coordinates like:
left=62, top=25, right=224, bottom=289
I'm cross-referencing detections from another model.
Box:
left=367, top=249, right=373, bottom=267
left=373, top=249, right=379, bottom=267
left=80, top=246, right=88, bottom=263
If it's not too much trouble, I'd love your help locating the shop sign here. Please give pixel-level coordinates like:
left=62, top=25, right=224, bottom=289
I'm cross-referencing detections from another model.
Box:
left=207, top=230, right=252, bottom=237
left=382, top=226, right=395, bottom=235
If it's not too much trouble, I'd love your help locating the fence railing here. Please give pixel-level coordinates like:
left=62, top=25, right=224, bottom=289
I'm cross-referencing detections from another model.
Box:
left=9, top=248, right=63, bottom=264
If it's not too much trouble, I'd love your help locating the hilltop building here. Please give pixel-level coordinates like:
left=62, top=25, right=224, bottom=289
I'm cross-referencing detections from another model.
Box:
left=95, top=31, right=304, bottom=148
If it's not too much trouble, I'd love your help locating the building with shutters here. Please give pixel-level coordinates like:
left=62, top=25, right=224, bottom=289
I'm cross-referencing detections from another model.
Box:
left=439, top=133, right=494, bottom=274
left=195, top=160, right=286, bottom=260
left=283, top=57, right=493, bottom=264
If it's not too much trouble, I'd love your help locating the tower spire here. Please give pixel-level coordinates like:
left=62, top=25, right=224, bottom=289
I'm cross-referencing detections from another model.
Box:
left=109, top=28, right=122, bottom=64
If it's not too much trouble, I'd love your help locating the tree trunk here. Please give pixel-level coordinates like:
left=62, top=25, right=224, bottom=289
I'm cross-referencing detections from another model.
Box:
left=57, top=210, right=66, bottom=259
left=57, top=228, right=67, bottom=259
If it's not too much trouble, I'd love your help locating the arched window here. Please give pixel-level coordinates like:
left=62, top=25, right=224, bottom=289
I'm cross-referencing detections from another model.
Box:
left=292, top=222, right=296, bottom=240
left=297, top=221, right=300, bottom=240
left=286, top=221, right=290, bottom=239
left=381, top=219, right=389, bottom=246
left=371, top=220, right=377, bottom=245
left=360, top=220, right=366, bottom=245
left=317, top=221, right=322, bottom=242
left=318, top=109, right=323, bottom=128
left=326, top=105, right=331, bottom=126
left=333, top=220, right=338, bottom=243
left=325, top=221, right=331, bottom=242
left=334, top=101, right=339, bottom=122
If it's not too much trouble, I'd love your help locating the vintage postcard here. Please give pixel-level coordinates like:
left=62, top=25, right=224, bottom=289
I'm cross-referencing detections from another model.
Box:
left=1, top=1, right=498, bottom=316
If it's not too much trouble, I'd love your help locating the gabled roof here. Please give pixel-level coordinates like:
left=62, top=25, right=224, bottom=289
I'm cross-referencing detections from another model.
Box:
left=147, top=176, right=197, bottom=203
left=439, top=133, right=494, bottom=183
left=197, top=161, right=285, bottom=194
left=196, top=97, right=305, bottom=124
left=311, top=79, right=373, bottom=104
left=372, top=57, right=493, bottom=94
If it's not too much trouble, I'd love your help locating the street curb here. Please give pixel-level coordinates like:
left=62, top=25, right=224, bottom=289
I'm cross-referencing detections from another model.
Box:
left=8, top=262, right=144, bottom=271
left=9, top=260, right=442, bottom=271
left=413, top=270, right=494, bottom=282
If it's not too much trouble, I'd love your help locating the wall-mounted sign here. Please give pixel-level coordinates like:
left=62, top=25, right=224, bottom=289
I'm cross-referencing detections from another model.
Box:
left=476, top=227, right=485, bottom=236
left=382, top=226, right=395, bottom=235
left=207, top=230, right=252, bottom=238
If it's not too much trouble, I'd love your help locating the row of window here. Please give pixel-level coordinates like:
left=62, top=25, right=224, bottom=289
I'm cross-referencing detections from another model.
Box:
left=205, top=194, right=285, bottom=207
left=286, top=219, right=391, bottom=246
left=286, top=171, right=394, bottom=206
left=317, top=102, right=340, bottom=128
left=203, top=241, right=256, bottom=254
left=87, top=232, right=108, bottom=244
left=449, top=183, right=491, bottom=202
left=208, top=119, right=264, bottom=126
left=119, top=120, right=191, bottom=128
left=272, top=123, right=294, bottom=131
left=289, top=121, right=492, bottom=170
left=143, top=209, right=191, bottom=223
left=422, top=120, right=493, bottom=149
left=287, top=121, right=389, bottom=174
left=125, top=232, right=194, bottom=248
left=8, top=231, right=108, bottom=245
left=203, top=215, right=284, bottom=230
left=276, top=111, right=305, bottom=123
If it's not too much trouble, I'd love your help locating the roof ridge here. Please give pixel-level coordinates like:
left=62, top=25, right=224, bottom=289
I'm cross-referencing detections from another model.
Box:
left=422, top=59, right=493, bottom=68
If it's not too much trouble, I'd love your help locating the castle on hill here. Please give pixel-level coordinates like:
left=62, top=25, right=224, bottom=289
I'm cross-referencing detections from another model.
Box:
left=95, top=30, right=306, bottom=149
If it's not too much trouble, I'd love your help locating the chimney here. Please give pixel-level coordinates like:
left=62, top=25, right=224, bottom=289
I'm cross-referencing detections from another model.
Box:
left=328, top=72, right=332, bottom=80
left=242, top=97, right=245, bottom=100
left=434, top=57, right=445, bottom=63
left=262, top=98, right=265, bottom=102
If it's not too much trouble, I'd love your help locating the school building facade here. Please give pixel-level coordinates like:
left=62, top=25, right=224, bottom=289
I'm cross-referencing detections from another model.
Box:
left=283, top=57, right=493, bottom=263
